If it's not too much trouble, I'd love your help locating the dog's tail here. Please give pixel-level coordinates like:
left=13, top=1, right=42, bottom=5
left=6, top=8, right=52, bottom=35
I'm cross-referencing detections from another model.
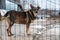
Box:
left=4, top=12, right=9, bottom=17
left=0, top=12, right=10, bottom=21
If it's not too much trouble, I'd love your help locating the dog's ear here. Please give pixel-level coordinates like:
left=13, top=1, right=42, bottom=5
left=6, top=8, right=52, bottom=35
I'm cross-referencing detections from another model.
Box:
left=18, top=4, right=24, bottom=11
left=30, top=4, right=35, bottom=9
left=18, top=4, right=22, bottom=8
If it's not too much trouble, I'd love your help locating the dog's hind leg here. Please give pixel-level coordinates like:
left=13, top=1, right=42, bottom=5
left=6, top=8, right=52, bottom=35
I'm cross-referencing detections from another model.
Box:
left=7, top=18, right=14, bottom=36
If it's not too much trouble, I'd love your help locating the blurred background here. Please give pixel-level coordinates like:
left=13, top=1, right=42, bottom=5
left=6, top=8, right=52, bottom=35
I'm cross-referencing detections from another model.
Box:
left=0, top=0, right=60, bottom=11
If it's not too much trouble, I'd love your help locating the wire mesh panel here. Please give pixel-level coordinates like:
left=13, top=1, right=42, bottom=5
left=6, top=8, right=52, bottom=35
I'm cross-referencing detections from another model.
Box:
left=0, top=0, right=60, bottom=40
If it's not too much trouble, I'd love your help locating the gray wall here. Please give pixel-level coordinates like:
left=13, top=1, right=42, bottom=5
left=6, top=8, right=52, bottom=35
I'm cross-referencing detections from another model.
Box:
left=0, top=0, right=6, bottom=9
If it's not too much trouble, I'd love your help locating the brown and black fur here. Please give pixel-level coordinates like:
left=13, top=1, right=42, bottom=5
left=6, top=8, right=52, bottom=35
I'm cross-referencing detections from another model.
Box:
left=3, top=5, right=40, bottom=36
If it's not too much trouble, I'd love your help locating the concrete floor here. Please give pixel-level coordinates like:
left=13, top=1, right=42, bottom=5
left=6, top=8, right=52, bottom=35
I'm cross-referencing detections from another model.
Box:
left=0, top=17, right=60, bottom=40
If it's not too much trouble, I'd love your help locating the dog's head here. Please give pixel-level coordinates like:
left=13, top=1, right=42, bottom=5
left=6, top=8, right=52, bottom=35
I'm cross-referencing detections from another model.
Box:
left=30, top=4, right=40, bottom=16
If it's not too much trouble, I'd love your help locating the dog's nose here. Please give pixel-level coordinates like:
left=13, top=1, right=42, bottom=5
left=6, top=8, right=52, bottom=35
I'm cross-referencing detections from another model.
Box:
left=36, top=11, right=38, bottom=13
